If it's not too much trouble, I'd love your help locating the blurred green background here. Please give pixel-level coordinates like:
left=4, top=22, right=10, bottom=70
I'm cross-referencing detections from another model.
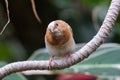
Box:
left=0, top=0, right=120, bottom=80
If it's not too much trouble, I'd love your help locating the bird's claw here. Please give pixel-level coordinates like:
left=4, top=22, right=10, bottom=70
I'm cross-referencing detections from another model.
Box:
left=48, top=57, right=58, bottom=69
left=66, top=53, right=72, bottom=59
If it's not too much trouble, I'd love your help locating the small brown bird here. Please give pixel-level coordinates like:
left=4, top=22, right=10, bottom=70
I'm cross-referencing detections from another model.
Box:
left=45, top=20, right=76, bottom=68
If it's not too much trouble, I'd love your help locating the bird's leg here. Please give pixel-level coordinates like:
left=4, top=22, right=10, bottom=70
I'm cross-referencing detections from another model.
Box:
left=66, top=53, right=72, bottom=59
left=49, top=56, right=54, bottom=66
left=49, top=56, right=58, bottom=69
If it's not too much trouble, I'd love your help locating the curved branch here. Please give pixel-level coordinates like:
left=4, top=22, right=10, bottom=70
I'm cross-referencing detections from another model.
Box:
left=0, top=0, right=120, bottom=79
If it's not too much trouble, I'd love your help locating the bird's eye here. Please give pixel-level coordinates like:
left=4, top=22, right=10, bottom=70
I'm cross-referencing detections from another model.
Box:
left=55, top=23, right=58, bottom=26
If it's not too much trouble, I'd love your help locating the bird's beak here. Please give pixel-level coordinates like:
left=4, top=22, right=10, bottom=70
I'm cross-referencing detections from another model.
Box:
left=53, top=29, right=62, bottom=37
left=48, top=21, right=62, bottom=37
left=50, top=27, right=62, bottom=37
left=48, top=21, right=55, bottom=32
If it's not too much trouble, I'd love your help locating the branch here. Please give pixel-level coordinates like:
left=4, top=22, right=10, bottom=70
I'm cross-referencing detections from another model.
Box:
left=0, top=0, right=120, bottom=79
left=0, top=0, right=10, bottom=35
left=21, top=70, right=52, bottom=75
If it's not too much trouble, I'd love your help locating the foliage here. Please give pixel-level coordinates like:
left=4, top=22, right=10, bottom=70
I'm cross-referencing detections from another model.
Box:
left=29, top=43, right=120, bottom=77
left=0, top=41, right=26, bottom=62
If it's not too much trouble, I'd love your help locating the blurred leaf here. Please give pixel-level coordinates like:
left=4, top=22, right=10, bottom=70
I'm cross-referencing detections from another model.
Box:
left=3, top=73, right=27, bottom=80
left=0, top=61, right=7, bottom=67
left=0, top=40, right=26, bottom=61
left=114, top=23, right=120, bottom=35
left=28, top=48, right=49, bottom=60
left=80, top=46, right=120, bottom=64
left=93, top=5, right=108, bottom=24
left=63, top=43, right=120, bottom=76
left=81, top=0, right=110, bottom=8
left=29, top=43, right=120, bottom=76
left=0, top=43, right=13, bottom=61
left=7, top=40, right=27, bottom=61
left=54, top=0, right=73, bottom=9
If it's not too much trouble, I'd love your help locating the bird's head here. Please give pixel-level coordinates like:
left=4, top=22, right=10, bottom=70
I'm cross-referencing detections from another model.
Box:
left=47, top=20, right=72, bottom=38
left=45, top=20, right=73, bottom=45
left=48, top=20, right=62, bottom=37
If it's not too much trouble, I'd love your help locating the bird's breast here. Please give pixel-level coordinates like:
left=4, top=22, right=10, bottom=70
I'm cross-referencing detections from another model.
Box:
left=45, top=36, right=76, bottom=57
left=45, top=29, right=71, bottom=46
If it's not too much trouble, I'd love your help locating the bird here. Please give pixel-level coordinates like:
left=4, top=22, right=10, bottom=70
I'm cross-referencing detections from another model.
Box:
left=45, top=20, right=76, bottom=68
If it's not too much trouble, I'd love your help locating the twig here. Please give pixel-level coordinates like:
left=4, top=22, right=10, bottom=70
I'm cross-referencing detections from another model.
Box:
left=0, top=0, right=10, bottom=35
left=31, top=0, right=41, bottom=23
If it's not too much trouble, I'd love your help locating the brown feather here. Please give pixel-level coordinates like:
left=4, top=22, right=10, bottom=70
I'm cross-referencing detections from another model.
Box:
left=45, top=20, right=73, bottom=46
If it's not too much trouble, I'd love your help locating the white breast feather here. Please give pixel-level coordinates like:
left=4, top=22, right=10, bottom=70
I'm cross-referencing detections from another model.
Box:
left=45, top=36, right=76, bottom=57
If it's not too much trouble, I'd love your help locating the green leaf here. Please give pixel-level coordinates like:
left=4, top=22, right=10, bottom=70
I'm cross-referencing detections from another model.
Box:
left=80, top=46, right=120, bottom=64
left=3, top=73, right=27, bottom=80
left=28, top=48, right=50, bottom=60
left=81, top=0, right=110, bottom=8
left=29, top=43, right=120, bottom=76
left=0, top=41, right=26, bottom=61
left=0, top=61, right=7, bottom=67
left=61, top=43, right=120, bottom=76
